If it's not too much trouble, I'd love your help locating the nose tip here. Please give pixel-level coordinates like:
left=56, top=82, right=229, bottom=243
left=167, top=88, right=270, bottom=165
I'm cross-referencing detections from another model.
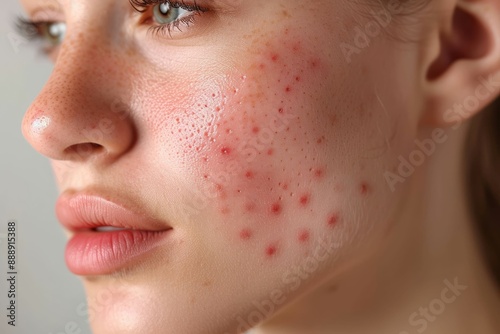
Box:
left=22, top=88, right=136, bottom=163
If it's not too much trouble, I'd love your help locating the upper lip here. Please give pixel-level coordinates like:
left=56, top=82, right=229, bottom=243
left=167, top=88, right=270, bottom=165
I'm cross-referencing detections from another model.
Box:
left=56, top=189, right=171, bottom=232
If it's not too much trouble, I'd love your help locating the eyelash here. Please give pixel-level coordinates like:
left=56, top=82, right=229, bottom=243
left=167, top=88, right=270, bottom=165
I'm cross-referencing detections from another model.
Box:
left=130, top=0, right=208, bottom=38
left=14, top=0, right=208, bottom=54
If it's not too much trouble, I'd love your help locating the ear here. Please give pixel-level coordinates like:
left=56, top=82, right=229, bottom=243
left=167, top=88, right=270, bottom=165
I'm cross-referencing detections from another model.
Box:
left=421, top=0, right=500, bottom=128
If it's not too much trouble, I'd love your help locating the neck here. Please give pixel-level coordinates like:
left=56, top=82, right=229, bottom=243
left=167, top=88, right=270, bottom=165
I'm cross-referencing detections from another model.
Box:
left=255, top=123, right=500, bottom=334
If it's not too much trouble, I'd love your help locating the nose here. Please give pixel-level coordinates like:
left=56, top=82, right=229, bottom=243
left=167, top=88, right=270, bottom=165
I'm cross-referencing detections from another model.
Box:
left=22, top=32, right=136, bottom=164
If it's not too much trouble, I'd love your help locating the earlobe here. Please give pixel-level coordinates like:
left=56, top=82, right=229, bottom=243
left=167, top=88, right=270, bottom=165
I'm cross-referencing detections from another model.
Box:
left=421, top=0, right=500, bottom=127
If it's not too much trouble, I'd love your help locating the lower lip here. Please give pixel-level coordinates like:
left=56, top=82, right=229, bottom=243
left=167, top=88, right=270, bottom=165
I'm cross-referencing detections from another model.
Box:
left=65, top=229, right=171, bottom=276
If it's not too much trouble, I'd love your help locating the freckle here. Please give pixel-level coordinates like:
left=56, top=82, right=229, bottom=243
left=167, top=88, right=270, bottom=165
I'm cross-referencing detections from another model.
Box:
left=221, top=147, right=231, bottom=155
left=271, top=203, right=282, bottom=215
left=252, top=126, right=260, bottom=134
left=299, top=194, right=310, bottom=207
left=327, top=213, right=339, bottom=228
left=298, top=229, right=310, bottom=243
left=240, top=229, right=253, bottom=240
left=245, top=170, right=254, bottom=179
left=265, top=245, right=278, bottom=257
left=360, top=182, right=371, bottom=195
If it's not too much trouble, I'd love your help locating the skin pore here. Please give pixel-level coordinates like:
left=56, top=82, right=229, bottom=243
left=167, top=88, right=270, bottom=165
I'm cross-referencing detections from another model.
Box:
left=19, top=0, right=500, bottom=333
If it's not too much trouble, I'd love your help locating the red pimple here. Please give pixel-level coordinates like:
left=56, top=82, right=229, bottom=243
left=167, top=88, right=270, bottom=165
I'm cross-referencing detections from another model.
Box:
left=313, top=168, right=325, bottom=179
left=245, top=202, right=257, bottom=212
left=265, top=245, right=278, bottom=257
left=252, top=126, right=260, bottom=134
left=317, top=136, right=326, bottom=144
left=278, top=108, right=284, bottom=114
left=220, top=207, right=230, bottom=215
left=285, top=86, right=292, bottom=93
left=309, top=58, right=320, bottom=69
left=271, top=202, right=282, bottom=215
left=299, top=194, right=311, bottom=207
left=327, top=213, right=339, bottom=228
left=245, top=170, right=255, bottom=179
left=267, top=148, right=274, bottom=156
left=239, top=229, right=253, bottom=240
left=298, top=229, right=310, bottom=243
left=271, top=54, right=279, bottom=62
left=295, top=76, right=301, bottom=82
left=221, top=147, right=231, bottom=155
left=360, top=182, right=370, bottom=195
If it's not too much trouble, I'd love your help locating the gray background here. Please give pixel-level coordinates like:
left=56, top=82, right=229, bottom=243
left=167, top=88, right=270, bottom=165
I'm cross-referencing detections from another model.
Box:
left=0, top=1, right=91, bottom=333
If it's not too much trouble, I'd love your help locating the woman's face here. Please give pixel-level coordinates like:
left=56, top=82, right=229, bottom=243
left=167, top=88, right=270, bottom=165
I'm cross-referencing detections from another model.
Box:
left=21, top=0, right=422, bottom=332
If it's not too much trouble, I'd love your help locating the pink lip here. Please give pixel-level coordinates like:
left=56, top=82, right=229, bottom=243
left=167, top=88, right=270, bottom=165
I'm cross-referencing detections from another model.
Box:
left=56, top=191, right=172, bottom=276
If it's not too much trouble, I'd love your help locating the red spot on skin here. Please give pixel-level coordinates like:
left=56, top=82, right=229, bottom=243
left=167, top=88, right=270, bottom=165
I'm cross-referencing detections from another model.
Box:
left=267, top=148, right=274, bottom=156
left=309, top=58, right=320, bottom=69
left=316, top=136, right=326, bottom=144
left=221, top=147, right=231, bottom=155
left=327, top=213, right=339, bottom=228
left=298, top=229, right=310, bottom=242
left=240, top=229, right=252, bottom=240
left=278, top=108, right=284, bottom=114
left=360, top=182, right=370, bottom=195
left=271, top=54, right=279, bottom=62
left=271, top=203, right=282, bottom=215
left=282, top=183, right=289, bottom=190
left=299, top=194, right=310, bottom=207
left=245, top=170, right=254, bottom=179
left=312, top=168, right=325, bottom=179
left=252, top=126, right=260, bottom=134
left=285, top=86, right=292, bottom=93
left=266, top=245, right=277, bottom=257
left=295, top=76, right=301, bottom=82
left=220, top=207, right=230, bottom=215
left=245, top=202, right=257, bottom=212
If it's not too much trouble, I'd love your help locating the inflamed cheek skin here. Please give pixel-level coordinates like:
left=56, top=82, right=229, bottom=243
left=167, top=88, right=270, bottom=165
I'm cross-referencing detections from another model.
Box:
left=153, top=28, right=375, bottom=260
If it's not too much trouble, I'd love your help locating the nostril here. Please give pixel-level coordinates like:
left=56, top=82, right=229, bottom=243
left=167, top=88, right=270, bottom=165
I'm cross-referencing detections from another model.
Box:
left=64, top=143, right=105, bottom=160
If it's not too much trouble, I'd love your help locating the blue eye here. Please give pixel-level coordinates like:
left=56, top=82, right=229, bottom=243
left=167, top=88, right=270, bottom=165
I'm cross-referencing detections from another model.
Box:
left=15, top=18, right=66, bottom=53
left=130, top=0, right=207, bottom=37
left=153, top=2, right=190, bottom=25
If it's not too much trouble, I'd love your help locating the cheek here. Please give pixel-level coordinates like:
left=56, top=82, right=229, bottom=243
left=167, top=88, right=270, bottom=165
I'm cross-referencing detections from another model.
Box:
left=145, top=30, right=382, bottom=260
